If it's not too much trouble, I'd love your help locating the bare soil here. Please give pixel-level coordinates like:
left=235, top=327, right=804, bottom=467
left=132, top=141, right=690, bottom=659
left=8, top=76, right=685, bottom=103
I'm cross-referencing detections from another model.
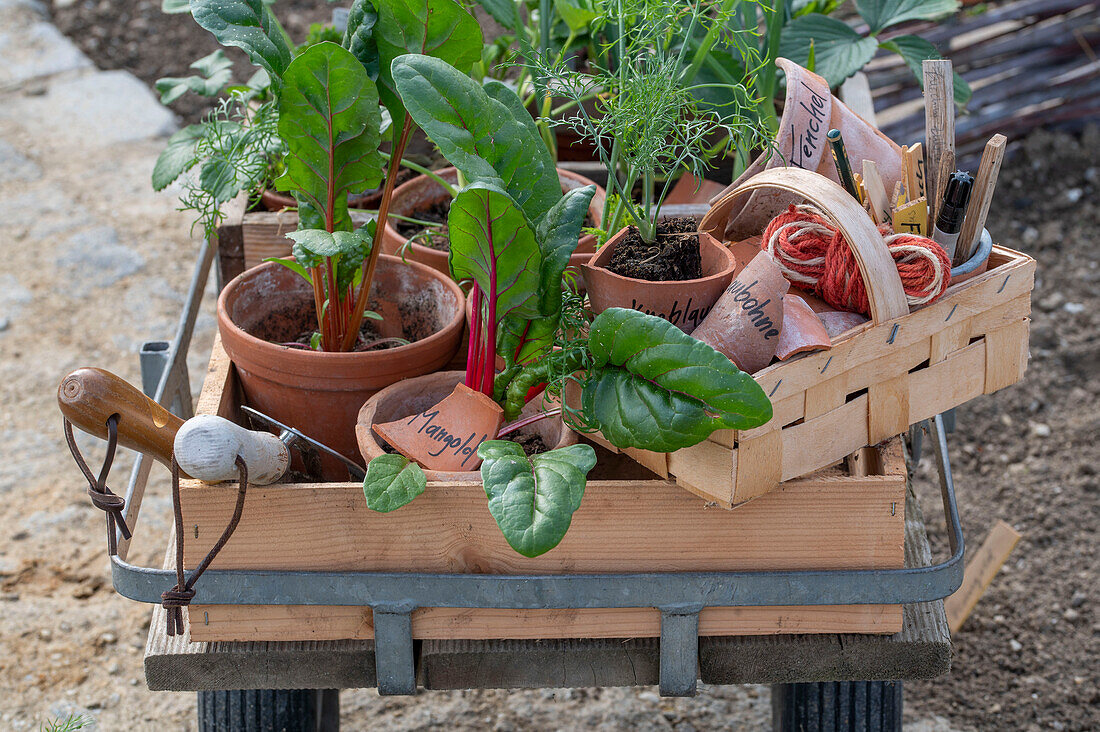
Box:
left=608, top=217, right=703, bottom=281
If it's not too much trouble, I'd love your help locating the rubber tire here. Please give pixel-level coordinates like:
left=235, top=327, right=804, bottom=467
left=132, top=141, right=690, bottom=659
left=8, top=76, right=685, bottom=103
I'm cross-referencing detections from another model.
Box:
left=197, top=689, right=339, bottom=731
left=772, top=681, right=902, bottom=732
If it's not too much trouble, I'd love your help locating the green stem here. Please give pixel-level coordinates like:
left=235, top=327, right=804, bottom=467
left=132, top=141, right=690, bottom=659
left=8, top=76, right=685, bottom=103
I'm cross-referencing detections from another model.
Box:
left=379, top=153, right=458, bottom=196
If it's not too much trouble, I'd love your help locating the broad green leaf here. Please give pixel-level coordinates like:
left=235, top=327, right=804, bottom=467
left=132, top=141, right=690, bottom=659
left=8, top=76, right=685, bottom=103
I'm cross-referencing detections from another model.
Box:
left=155, top=49, right=234, bottom=104
left=879, top=35, right=971, bottom=108
left=264, top=256, right=313, bottom=283
left=190, top=0, right=294, bottom=83
left=275, top=42, right=383, bottom=233
left=855, top=0, right=958, bottom=34
left=343, top=0, right=380, bottom=79
left=479, top=441, right=597, bottom=557
left=286, top=228, right=373, bottom=258
left=498, top=185, right=596, bottom=366
left=393, top=55, right=562, bottom=223
left=363, top=454, right=426, bottom=512
left=448, top=183, right=543, bottom=321
left=473, top=0, right=519, bottom=30
left=582, top=308, right=772, bottom=452
left=152, top=124, right=205, bottom=190
left=162, top=0, right=190, bottom=13
left=554, top=0, right=597, bottom=33
left=199, top=156, right=243, bottom=203
left=373, top=0, right=483, bottom=121
left=778, top=14, right=878, bottom=88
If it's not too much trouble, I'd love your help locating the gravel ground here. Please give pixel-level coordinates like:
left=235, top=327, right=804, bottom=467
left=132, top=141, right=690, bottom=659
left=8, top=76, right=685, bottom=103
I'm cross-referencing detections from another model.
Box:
left=1, top=0, right=1095, bottom=729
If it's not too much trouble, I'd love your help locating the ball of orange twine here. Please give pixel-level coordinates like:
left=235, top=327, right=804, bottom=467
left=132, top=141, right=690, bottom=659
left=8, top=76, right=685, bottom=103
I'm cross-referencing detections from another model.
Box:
left=761, top=204, right=951, bottom=317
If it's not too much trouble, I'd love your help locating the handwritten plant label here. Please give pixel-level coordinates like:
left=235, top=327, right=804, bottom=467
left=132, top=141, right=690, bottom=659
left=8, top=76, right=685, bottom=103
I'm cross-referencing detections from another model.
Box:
left=630, top=297, right=713, bottom=332
left=372, top=384, right=504, bottom=472
left=693, top=251, right=790, bottom=373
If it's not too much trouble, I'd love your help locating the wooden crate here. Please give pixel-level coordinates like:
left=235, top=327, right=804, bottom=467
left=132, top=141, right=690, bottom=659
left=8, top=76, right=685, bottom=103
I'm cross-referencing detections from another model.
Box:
left=179, top=336, right=909, bottom=643
left=590, top=168, right=1035, bottom=509
left=239, top=209, right=375, bottom=272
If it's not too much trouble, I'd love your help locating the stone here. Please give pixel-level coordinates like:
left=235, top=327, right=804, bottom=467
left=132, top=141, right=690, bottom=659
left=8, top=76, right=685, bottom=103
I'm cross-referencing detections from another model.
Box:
left=1028, top=422, right=1051, bottom=438
left=0, top=316, right=8, bottom=332
left=0, top=22, right=91, bottom=85
left=0, top=140, right=40, bottom=182
left=55, top=226, right=145, bottom=294
left=1062, top=608, right=1079, bottom=622
left=1062, top=302, right=1084, bottom=314
left=2, top=71, right=176, bottom=145
left=1009, top=639, right=1023, bottom=652
left=0, top=274, right=32, bottom=319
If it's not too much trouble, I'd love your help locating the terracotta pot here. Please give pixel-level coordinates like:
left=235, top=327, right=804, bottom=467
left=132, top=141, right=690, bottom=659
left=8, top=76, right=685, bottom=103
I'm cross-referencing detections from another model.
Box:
left=949, top=228, right=993, bottom=286
left=372, top=382, right=504, bottom=472
left=581, top=228, right=738, bottom=334
left=775, top=294, right=831, bottom=361
left=259, top=188, right=384, bottom=212
left=381, top=167, right=606, bottom=278
left=217, top=256, right=466, bottom=478
left=357, top=370, right=577, bottom=482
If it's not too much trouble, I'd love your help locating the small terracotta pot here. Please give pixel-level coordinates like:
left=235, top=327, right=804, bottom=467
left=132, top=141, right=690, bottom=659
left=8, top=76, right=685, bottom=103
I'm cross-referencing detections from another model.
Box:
left=372, top=382, right=504, bottom=472
left=357, top=371, right=577, bottom=482
left=217, top=256, right=466, bottom=479
left=260, top=188, right=382, bottom=212
left=381, top=168, right=606, bottom=278
left=775, top=294, right=832, bottom=360
left=581, top=228, right=738, bottom=334
left=692, top=250, right=789, bottom=372
left=949, top=228, right=993, bottom=286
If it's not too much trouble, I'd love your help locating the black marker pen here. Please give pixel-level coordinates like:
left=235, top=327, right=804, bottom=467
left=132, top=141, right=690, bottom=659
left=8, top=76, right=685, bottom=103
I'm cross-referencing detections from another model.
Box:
left=932, top=171, right=973, bottom=262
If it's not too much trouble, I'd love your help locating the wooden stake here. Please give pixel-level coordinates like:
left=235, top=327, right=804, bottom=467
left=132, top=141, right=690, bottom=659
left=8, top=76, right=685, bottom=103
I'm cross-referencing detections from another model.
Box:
left=944, top=520, right=1022, bottom=633
left=957, top=134, right=1007, bottom=263
left=923, top=60, right=955, bottom=230
left=862, top=160, right=891, bottom=225
left=903, top=143, right=926, bottom=201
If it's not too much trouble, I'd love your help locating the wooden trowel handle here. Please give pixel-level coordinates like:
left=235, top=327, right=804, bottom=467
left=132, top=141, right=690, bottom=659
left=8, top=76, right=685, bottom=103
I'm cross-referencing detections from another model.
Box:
left=58, top=367, right=183, bottom=466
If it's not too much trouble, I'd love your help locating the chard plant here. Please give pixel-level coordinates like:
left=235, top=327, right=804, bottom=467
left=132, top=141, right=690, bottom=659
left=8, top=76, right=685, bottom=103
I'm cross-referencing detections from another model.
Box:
left=364, top=57, right=772, bottom=557
left=154, top=0, right=483, bottom=351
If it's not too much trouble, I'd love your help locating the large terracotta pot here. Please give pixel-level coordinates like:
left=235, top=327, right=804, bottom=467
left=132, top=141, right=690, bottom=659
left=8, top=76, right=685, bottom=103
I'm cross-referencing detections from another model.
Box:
left=381, top=168, right=606, bottom=277
left=218, top=256, right=466, bottom=477
left=357, top=370, right=577, bottom=482
left=580, top=228, right=738, bottom=334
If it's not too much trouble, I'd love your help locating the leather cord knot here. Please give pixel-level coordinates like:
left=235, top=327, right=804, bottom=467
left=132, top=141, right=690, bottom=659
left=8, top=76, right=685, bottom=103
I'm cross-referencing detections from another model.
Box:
left=161, top=586, right=197, bottom=636
left=64, top=416, right=131, bottom=555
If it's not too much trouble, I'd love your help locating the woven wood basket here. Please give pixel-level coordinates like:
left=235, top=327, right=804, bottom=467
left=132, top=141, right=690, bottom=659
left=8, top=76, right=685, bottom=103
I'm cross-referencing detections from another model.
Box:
left=586, top=167, right=1035, bottom=508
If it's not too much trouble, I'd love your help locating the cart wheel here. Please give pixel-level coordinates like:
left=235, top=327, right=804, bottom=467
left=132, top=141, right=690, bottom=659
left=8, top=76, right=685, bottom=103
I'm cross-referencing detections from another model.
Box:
left=771, top=681, right=901, bottom=731
left=197, top=688, right=339, bottom=731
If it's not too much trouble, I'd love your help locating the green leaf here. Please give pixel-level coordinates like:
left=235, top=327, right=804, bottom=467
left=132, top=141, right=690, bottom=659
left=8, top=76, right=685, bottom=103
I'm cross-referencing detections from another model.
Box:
left=582, top=308, right=773, bottom=452
left=275, top=42, right=384, bottom=233
left=286, top=228, right=373, bottom=258
left=879, top=35, right=972, bottom=108
left=152, top=124, right=205, bottom=190
left=448, top=182, right=542, bottom=321
left=155, top=49, right=234, bottom=104
left=472, top=0, right=519, bottom=30
left=778, top=14, right=879, bottom=87
left=855, top=0, right=959, bottom=34
left=190, top=0, right=294, bottom=83
left=162, top=0, right=190, bottom=13
left=554, top=0, right=597, bottom=33
left=363, top=454, right=426, bottom=512
left=392, top=55, right=562, bottom=223
left=373, top=0, right=483, bottom=121
left=498, top=184, right=596, bottom=366
left=199, top=156, right=243, bottom=203
left=479, top=441, right=596, bottom=557
left=264, top=256, right=312, bottom=283
left=343, top=0, right=380, bottom=79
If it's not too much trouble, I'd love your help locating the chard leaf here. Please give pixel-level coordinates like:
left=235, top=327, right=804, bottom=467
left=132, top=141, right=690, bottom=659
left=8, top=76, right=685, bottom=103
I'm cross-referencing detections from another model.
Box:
left=778, top=14, right=878, bottom=87
left=855, top=0, right=958, bottom=34
left=448, top=182, right=542, bottom=321
left=343, top=0, right=380, bottom=79
left=471, top=0, right=519, bottom=30
left=392, top=55, right=561, bottom=223
left=155, top=49, right=233, bottom=104
left=190, top=0, right=293, bottom=84
left=274, top=42, right=383, bottom=233
left=152, top=124, right=205, bottom=190
left=363, top=454, right=426, bottom=512
left=374, top=0, right=483, bottom=122
left=879, top=35, right=971, bottom=107
left=162, top=0, right=190, bottom=13
left=554, top=0, right=597, bottom=33
left=582, top=308, right=772, bottom=452
left=479, top=441, right=596, bottom=557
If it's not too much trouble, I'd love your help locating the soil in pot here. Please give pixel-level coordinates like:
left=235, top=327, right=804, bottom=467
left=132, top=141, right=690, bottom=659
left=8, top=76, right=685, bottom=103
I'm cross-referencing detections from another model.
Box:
left=606, top=217, right=703, bottom=281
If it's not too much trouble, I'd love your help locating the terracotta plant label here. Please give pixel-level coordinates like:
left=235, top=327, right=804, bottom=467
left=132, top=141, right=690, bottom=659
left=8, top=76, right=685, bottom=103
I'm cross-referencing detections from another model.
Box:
left=372, top=383, right=504, bottom=472
left=692, top=251, right=790, bottom=373
left=775, top=295, right=833, bottom=360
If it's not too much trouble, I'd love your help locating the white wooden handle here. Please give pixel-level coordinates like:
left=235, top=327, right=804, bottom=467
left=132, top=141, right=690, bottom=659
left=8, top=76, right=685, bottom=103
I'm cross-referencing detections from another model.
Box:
left=701, top=167, right=910, bottom=325
left=173, top=415, right=289, bottom=485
